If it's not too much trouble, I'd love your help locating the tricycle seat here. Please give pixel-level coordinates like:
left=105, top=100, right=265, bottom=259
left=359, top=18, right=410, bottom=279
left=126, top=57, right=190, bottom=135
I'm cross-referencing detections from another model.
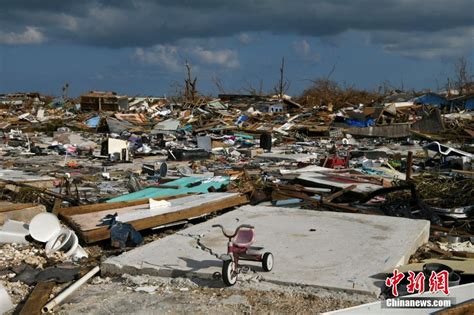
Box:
left=232, top=228, right=255, bottom=247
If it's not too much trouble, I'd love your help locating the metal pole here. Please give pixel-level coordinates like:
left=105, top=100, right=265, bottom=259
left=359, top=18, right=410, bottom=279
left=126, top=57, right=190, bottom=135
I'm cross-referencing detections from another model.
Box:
left=406, top=151, right=413, bottom=180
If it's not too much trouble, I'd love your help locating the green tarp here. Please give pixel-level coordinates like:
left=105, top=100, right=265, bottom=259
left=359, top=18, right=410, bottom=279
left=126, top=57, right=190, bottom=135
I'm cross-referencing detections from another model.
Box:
left=107, top=176, right=230, bottom=203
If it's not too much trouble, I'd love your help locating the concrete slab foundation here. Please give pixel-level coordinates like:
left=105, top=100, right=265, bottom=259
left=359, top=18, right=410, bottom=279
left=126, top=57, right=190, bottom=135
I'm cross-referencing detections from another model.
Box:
left=102, top=206, right=429, bottom=295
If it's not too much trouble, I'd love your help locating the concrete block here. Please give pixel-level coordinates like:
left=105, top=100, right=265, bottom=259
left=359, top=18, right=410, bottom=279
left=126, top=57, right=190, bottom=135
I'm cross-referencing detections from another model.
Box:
left=103, top=206, right=429, bottom=295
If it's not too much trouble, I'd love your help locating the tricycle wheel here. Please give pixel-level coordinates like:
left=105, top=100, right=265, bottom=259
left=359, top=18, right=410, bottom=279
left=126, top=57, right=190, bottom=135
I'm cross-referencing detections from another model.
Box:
left=222, top=260, right=237, bottom=286
left=262, top=252, right=273, bottom=271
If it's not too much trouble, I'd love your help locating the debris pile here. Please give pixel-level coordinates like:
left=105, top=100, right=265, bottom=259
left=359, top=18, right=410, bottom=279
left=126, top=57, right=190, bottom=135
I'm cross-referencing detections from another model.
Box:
left=0, top=87, right=473, bottom=313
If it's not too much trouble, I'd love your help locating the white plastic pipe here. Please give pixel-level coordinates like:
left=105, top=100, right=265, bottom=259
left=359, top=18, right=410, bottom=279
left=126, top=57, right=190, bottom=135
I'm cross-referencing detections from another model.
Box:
left=42, top=266, right=100, bottom=313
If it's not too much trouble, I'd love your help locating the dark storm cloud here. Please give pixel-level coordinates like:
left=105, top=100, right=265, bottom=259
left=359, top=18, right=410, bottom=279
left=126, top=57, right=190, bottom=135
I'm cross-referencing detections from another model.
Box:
left=1, top=0, right=473, bottom=47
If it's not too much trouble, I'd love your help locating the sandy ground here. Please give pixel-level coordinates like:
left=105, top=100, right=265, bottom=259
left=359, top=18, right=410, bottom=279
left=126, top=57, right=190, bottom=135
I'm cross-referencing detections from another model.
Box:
left=56, top=274, right=377, bottom=314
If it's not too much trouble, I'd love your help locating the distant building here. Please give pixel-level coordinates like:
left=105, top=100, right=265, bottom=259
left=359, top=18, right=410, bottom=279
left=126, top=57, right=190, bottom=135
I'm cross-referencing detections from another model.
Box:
left=80, top=91, right=128, bottom=111
left=0, top=92, right=43, bottom=108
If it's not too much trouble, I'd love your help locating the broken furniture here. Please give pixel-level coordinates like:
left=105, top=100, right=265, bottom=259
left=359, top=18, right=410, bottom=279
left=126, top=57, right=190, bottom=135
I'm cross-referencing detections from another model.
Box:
left=101, top=138, right=130, bottom=162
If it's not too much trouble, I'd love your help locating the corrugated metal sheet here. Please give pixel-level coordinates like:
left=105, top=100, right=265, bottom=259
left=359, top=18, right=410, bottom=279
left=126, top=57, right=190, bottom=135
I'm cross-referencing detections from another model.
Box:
left=346, top=123, right=411, bottom=138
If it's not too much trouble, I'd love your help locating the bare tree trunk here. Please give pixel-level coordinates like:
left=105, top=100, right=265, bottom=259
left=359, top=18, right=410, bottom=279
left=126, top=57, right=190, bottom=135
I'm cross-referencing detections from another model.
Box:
left=275, top=57, right=289, bottom=97
left=185, top=60, right=197, bottom=102
left=212, top=76, right=226, bottom=94
left=279, top=57, right=285, bottom=97
left=454, top=56, right=469, bottom=94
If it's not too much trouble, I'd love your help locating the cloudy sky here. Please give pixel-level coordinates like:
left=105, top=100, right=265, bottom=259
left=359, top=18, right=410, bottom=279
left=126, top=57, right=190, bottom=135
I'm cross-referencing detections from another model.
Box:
left=0, top=0, right=473, bottom=97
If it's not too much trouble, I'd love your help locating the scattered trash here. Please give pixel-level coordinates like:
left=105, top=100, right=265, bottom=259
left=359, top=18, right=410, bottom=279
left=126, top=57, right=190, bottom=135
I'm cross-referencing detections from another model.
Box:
left=98, top=213, right=143, bottom=248
left=0, top=87, right=472, bottom=312
left=135, top=286, right=158, bottom=294
left=11, top=264, right=80, bottom=285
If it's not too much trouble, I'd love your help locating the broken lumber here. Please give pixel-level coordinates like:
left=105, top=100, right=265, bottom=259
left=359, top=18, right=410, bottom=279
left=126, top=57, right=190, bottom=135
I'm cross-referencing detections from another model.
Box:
left=56, top=194, right=189, bottom=217
left=19, top=281, right=55, bottom=315
left=62, top=193, right=249, bottom=243
left=0, top=203, right=46, bottom=225
left=0, top=179, right=80, bottom=205
left=322, top=184, right=357, bottom=202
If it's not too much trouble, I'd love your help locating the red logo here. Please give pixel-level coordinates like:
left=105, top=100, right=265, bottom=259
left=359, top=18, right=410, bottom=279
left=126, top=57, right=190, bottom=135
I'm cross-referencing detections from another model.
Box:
left=407, top=271, right=425, bottom=294
left=429, top=270, right=450, bottom=295
left=385, top=269, right=405, bottom=297
left=386, top=270, right=450, bottom=297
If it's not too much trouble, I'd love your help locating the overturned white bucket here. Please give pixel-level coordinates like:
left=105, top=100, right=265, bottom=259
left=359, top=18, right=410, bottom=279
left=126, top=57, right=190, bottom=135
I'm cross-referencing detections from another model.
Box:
left=29, top=213, right=88, bottom=260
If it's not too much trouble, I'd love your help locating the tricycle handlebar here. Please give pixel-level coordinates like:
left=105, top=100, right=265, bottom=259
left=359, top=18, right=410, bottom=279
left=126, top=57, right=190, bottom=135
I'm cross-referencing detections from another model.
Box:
left=212, top=224, right=254, bottom=239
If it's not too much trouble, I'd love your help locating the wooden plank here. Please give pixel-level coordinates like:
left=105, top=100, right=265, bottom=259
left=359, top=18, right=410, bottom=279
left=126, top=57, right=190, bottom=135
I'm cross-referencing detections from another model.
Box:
left=70, top=205, right=155, bottom=231
left=70, top=194, right=239, bottom=231
left=0, top=179, right=79, bottom=205
left=74, top=194, right=249, bottom=243
left=431, top=225, right=472, bottom=236
left=146, top=185, right=180, bottom=189
left=193, top=121, right=221, bottom=132
left=271, top=191, right=320, bottom=209
left=321, top=202, right=359, bottom=213
left=298, top=173, right=383, bottom=194
left=0, top=204, right=46, bottom=225
left=322, top=202, right=380, bottom=215
left=19, top=281, right=55, bottom=315
left=57, top=194, right=189, bottom=217
left=268, top=183, right=322, bottom=195
left=451, top=169, right=474, bottom=176
left=409, top=129, right=446, bottom=141
left=425, top=243, right=453, bottom=257
left=396, top=258, right=474, bottom=275
left=323, top=184, right=357, bottom=202
left=52, top=197, right=62, bottom=214
left=452, top=252, right=474, bottom=259
left=0, top=203, right=38, bottom=213
left=437, top=300, right=474, bottom=315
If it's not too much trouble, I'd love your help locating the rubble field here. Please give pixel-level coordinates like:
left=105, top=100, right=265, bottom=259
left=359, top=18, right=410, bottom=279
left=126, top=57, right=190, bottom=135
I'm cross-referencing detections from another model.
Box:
left=0, top=89, right=473, bottom=314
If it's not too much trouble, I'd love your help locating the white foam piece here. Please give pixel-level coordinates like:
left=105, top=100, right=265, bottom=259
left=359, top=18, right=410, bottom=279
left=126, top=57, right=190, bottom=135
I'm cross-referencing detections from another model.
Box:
left=0, top=220, right=29, bottom=244
left=149, top=199, right=171, bottom=210
left=0, top=283, right=14, bottom=314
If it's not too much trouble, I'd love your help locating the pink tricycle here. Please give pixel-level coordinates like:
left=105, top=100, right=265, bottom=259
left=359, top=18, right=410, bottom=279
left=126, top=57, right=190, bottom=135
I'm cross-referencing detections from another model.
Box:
left=212, top=224, right=274, bottom=286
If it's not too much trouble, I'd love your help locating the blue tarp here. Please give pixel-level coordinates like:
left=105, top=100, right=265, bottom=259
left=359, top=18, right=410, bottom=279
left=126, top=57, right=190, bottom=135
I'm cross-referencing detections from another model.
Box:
left=107, top=176, right=230, bottom=203
left=85, top=116, right=101, bottom=128
left=465, top=98, right=474, bottom=110
left=179, top=124, right=193, bottom=132
left=235, top=115, right=248, bottom=125
left=413, top=93, right=447, bottom=106
left=345, top=118, right=375, bottom=128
